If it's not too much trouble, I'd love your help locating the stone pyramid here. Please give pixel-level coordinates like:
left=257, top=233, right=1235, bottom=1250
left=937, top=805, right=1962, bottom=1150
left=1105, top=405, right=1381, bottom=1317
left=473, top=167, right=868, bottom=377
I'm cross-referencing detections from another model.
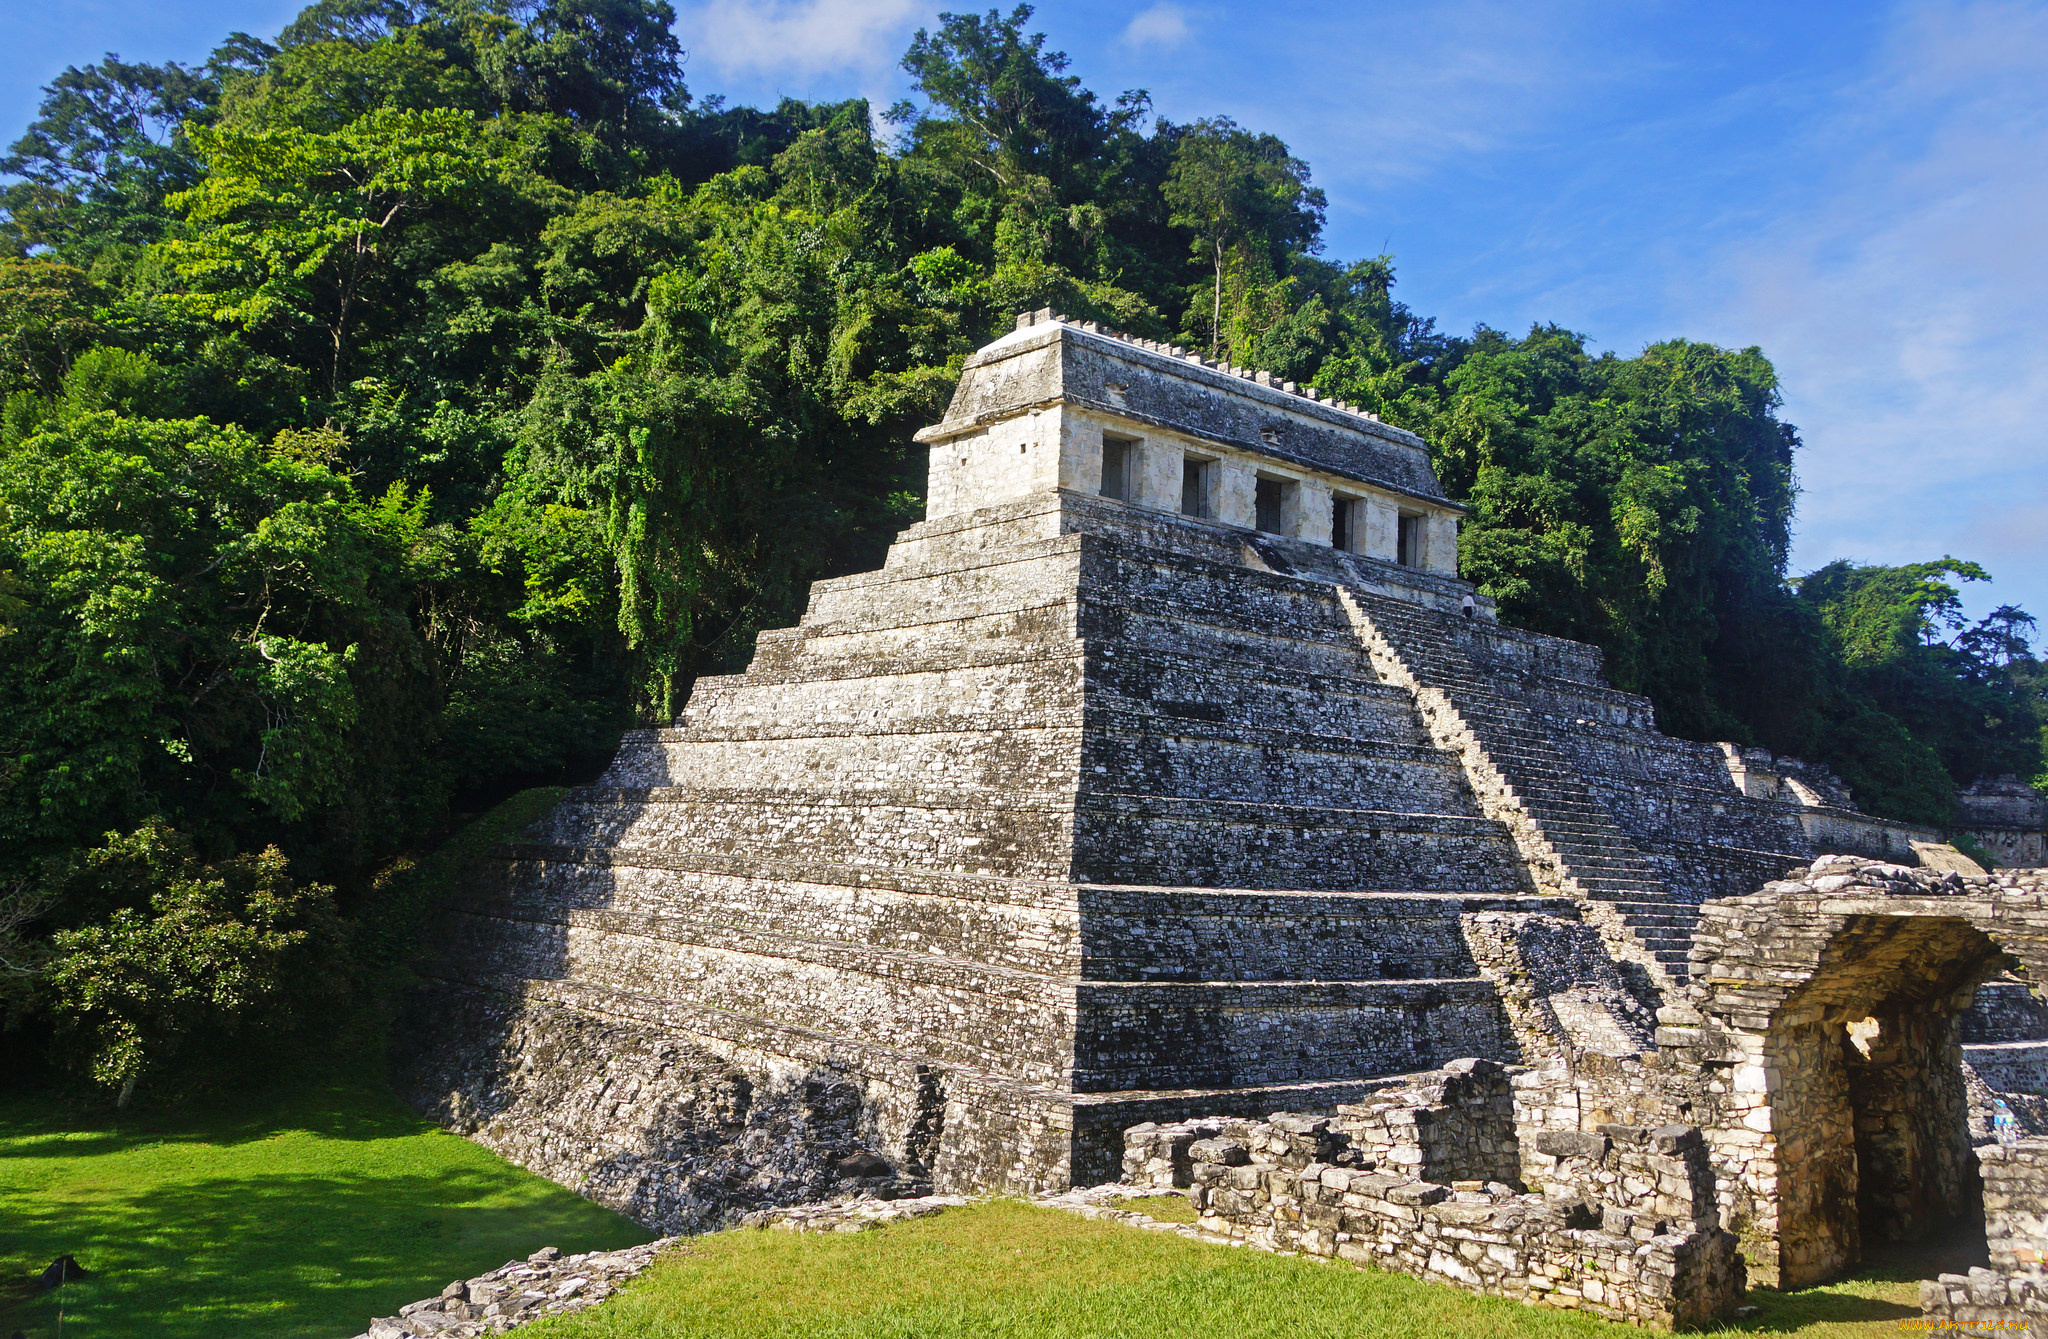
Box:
left=402, top=312, right=1942, bottom=1225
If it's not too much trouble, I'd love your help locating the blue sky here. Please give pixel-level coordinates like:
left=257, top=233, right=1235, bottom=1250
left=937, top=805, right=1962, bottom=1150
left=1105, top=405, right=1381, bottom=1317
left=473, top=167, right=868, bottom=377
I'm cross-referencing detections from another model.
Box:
left=6, top=0, right=2044, bottom=629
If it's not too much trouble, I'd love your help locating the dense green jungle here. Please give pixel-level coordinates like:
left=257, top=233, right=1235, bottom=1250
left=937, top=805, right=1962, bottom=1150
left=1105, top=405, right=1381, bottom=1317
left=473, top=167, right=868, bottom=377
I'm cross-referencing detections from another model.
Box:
left=0, top=0, right=2041, bottom=1107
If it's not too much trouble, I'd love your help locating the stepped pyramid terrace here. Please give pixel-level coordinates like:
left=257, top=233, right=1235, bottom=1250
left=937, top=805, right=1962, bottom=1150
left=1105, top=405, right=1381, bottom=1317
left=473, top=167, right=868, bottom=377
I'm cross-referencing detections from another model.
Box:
left=402, top=312, right=2048, bottom=1326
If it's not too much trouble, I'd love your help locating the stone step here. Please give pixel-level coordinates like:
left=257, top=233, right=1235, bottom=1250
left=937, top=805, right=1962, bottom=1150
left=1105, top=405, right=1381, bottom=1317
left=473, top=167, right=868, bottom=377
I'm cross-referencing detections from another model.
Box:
left=1346, top=585, right=1697, bottom=979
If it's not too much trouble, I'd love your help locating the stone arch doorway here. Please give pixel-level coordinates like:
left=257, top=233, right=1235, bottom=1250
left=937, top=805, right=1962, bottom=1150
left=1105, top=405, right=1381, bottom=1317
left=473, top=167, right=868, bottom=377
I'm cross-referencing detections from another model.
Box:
left=1763, top=914, right=2006, bottom=1285
left=1673, top=871, right=2048, bottom=1290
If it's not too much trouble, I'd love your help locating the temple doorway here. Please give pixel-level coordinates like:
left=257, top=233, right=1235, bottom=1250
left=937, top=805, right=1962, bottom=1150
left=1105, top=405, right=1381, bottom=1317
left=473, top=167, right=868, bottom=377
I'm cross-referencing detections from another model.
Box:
left=1766, top=915, right=2001, bottom=1286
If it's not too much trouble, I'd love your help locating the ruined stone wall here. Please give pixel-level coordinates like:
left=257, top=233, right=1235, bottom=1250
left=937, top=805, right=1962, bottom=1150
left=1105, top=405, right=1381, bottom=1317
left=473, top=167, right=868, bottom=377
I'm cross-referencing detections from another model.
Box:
left=1958, top=776, right=2048, bottom=869
left=1510, top=1054, right=1694, bottom=1188
left=391, top=988, right=923, bottom=1235
left=1982, top=1140, right=2048, bottom=1272
left=1121, top=1061, right=1522, bottom=1192
left=1523, top=1124, right=1722, bottom=1231
left=1334, top=1058, right=1523, bottom=1186
left=1119, top=1060, right=1740, bottom=1327
left=1517, top=859, right=2048, bottom=1289
left=1921, top=1138, right=2048, bottom=1332
left=1181, top=1115, right=1742, bottom=1329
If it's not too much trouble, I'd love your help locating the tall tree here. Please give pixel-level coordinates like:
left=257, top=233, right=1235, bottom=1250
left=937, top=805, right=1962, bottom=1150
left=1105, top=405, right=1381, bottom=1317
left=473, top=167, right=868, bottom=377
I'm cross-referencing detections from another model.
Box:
left=1801, top=560, right=2045, bottom=794
left=161, top=106, right=488, bottom=394
left=1162, top=117, right=1323, bottom=358
left=895, top=5, right=1115, bottom=196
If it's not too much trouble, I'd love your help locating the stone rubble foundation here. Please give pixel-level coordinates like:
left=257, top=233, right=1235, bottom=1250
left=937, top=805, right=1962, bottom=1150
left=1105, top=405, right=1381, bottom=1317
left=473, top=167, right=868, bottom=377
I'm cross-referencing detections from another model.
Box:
left=737, top=1193, right=973, bottom=1233
left=355, top=1241, right=677, bottom=1339
left=1120, top=1060, right=1744, bottom=1329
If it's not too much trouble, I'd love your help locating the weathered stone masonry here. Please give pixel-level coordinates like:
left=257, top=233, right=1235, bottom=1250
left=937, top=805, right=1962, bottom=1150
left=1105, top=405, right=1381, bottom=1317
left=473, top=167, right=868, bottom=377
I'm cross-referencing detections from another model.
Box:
left=400, top=313, right=2043, bottom=1327
left=1123, top=1063, right=1744, bottom=1328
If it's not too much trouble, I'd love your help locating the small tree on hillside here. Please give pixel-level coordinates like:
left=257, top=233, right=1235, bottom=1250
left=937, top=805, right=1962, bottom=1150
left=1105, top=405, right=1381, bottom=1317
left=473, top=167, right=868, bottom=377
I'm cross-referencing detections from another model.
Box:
left=42, top=821, right=349, bottom=1106
left=1163, top=117, right=1323, bottom=359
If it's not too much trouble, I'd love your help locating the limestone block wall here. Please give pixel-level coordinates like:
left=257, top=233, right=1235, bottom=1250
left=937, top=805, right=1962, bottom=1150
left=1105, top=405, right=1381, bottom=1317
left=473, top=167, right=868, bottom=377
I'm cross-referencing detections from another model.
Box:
left=1422, top=512, right=1458, bottom=573
left=1074, top=889, right=1576, bottom=982
left=1968, top=980, right=2048, bottom=1043
left=1123, top=1110, right=1357, bottom=1188
left=1335, top=1058, right=1523, bottom=1186
left=923, top=410, right=1056, bottom=517
left=1362, top=495, right=1398, bottom=561
left=1509, top=1054, right=1692, bottom=1189
left=1983, top=1140, right=2048, bottom=1271
left=1071, top=978, right=1517, bottom=1090
left=1921, top=1138, right=2048, bottom=1331
left=474, top=856, right=1084, bottom=978
left=530, top=790, right=1079, bottom=879
left=1524, top=1123, right=1722, bottom=1233
left=1293, top=477, right=1334, bottom=545
left=1121, top=1116, right=1232, bottom=1188
left=1071, top=803, right=1526, bottom=891
left=1182, top=1116, right=1743, bottom=1329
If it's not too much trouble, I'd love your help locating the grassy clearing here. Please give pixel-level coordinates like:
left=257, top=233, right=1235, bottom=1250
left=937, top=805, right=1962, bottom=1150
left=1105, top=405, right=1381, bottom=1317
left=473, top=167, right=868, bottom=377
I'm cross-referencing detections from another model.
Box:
left=0, top=1075, right=649, bottom=1339
left=1119, top=1194, right=1200, bottom=1224
left=0, top=1110, right=1942, bottom=1339
left=519, top=1199, right=1929, bottom=1339
left=0, top=785, right=622, bottom=1339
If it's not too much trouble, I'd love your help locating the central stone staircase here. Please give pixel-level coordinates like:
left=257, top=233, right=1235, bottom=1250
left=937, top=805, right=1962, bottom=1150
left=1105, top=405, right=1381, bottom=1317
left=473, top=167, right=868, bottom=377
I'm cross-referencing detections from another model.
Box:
left=1338, top=585, right=1700, bottom=984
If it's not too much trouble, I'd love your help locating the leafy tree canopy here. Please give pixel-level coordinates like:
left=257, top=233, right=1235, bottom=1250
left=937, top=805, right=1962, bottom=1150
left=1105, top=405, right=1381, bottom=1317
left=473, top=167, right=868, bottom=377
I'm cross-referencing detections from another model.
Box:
left=0, top=0, right=2038, bottom=1098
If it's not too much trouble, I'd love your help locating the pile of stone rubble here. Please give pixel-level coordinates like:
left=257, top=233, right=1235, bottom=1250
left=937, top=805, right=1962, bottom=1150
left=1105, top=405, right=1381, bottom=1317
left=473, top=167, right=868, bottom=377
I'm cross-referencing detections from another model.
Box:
left=1033, top=1182, right=1209, bottom=1240
left=355, top=1240, right=677, bottom=1338
left=737, top=1193, right=972, bottom=1233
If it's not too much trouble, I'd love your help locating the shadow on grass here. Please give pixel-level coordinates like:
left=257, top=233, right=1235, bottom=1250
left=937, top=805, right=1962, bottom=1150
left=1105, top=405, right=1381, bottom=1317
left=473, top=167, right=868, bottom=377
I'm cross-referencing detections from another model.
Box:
left=0, top=1086, right=646, bottom=1339
left=0, top=1073, right=466, bottom=1157
left=1725, top=1288, right=1920, bottom=1332
left=1712, top=1231, right=1989, bottom=1335
left=0, top=1163, right=645, bottom=1339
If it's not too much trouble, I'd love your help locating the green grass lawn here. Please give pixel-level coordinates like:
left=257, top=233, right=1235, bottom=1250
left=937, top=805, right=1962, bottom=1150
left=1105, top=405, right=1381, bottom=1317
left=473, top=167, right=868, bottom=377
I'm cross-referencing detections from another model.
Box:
left=514, top=1198, right=1929, bottom=1339
left=0, top=1074, right=1947, bottom=1339
left=0, top=1077, right=649, bottom=1339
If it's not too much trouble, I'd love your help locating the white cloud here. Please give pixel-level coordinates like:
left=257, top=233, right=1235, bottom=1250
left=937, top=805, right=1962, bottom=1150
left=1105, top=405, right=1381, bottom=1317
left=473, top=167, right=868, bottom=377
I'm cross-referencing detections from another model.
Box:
left=1120, top=3, right=1192, bottom=51
left=680, top=0, right=927, bottom=81
left=1694, top=0, right=2048, bottom=615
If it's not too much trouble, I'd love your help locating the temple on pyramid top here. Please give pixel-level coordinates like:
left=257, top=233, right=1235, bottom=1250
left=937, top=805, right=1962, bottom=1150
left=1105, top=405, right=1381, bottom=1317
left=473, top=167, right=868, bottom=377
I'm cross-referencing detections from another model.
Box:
left=916, top=308, right=1467, bottom=582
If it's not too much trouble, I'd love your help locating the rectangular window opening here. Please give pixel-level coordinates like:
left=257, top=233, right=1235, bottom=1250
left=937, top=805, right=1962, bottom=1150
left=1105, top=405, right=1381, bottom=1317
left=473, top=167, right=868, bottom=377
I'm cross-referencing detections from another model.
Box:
left=1332, top=495, right=1360, bottom=552
left=1100, top=435, right=1134, bottom=502
left=1181, top=457, right=1212, bottom=518
left=1255, top=477, right=1286, bottom=535
left=1398, top=513, right=1424, bottom=567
